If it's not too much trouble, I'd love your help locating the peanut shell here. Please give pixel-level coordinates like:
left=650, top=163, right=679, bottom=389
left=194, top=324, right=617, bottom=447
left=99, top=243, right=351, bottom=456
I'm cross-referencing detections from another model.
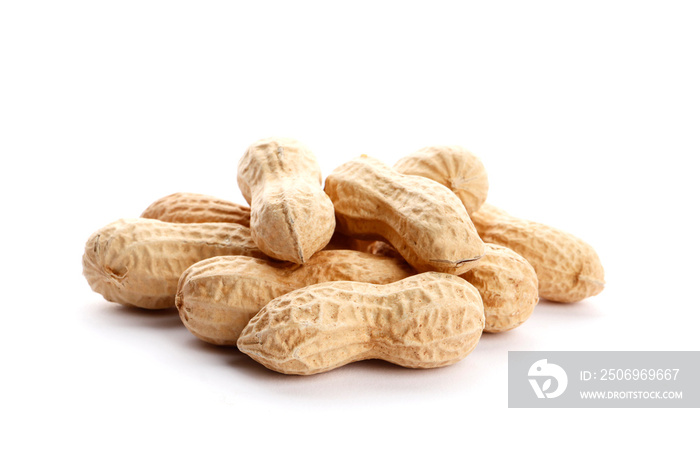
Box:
left=471, top=204, right=604, bottom=302
left=237, top=137, right=335, bottom=263
left=461, top=243, right=538, bottom=332
left=82, top=218, right=266, bottom=309
left=324, top=155, right=484, bottom=274
left=394, top=145, right=489, bottom=214
left=141, top=192, right=251, bottom=227
left=176, top=250, right=415, bottom=345
left=237, top=272, right=485, bottom=375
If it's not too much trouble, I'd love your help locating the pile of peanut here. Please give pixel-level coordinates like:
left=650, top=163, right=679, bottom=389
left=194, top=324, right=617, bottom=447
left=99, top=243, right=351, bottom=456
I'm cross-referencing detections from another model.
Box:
left=83, top=137, right=604, bottom=375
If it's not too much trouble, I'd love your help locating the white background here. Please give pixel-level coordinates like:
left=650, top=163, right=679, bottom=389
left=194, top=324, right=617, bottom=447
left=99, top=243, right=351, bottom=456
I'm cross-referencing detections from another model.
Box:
left=1, top=1, right=698, bottom=464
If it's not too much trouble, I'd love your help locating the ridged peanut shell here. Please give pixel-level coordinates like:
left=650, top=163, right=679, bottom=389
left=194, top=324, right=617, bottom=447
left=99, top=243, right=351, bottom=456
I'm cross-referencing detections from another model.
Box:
left=471, top=204, right=605, bottom=302
left=366, top=241, right=538, bottom=331
left=82, top=218, right=267, bottom=309
left=176, top=250, right=415, bottom=345
left=237, top=137, right=335, bottom=263
left=460, top=243, right=538, bottom=332
left=141, top=192, right=250, bottom=227
left=394, top=146, right=489, bottom=214
left=237, top=272, right=485, bottom=375
left=324, top=155, right=485, bottom=274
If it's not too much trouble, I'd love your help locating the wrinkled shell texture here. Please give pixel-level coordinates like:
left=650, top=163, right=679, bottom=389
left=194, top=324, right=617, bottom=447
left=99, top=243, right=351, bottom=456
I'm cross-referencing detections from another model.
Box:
left=367, top=241, right=537, bottom=332
left=177, top=250, right=415, bottom=345
left=82, top=218, right=266, bottom=309
left=237, top=137, right=335, bottom=264
left=394, top=146, right=489, bottom=215
left=461, top=244, right=538, bottom=333
left=141, top=192, right=251, bottom=227
left=237, top=272, right=485, bottom=375
left=324, top=155, right=484, bottom=275
left=471, top=204, right=605, bottom=303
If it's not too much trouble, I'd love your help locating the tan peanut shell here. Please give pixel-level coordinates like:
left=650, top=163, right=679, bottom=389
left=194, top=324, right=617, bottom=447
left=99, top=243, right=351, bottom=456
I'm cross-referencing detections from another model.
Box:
left=461, top=243, right=538, bottom=333
left=471, top=204, right=605, bottom=302
left=324, top=155, right=485, bottom=274
left=366, top=240, right=538, bottom=332
left=176, top=250, right=415, bottom=345
left=394, top=146, right=489, bottom=214
left=237, top=137, right=335, bottom=263
left=237, top=272, right=485, bottom=375
left=82, top=218, right=267, bottom=309
left=141, top=192, right=251, bottom=227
